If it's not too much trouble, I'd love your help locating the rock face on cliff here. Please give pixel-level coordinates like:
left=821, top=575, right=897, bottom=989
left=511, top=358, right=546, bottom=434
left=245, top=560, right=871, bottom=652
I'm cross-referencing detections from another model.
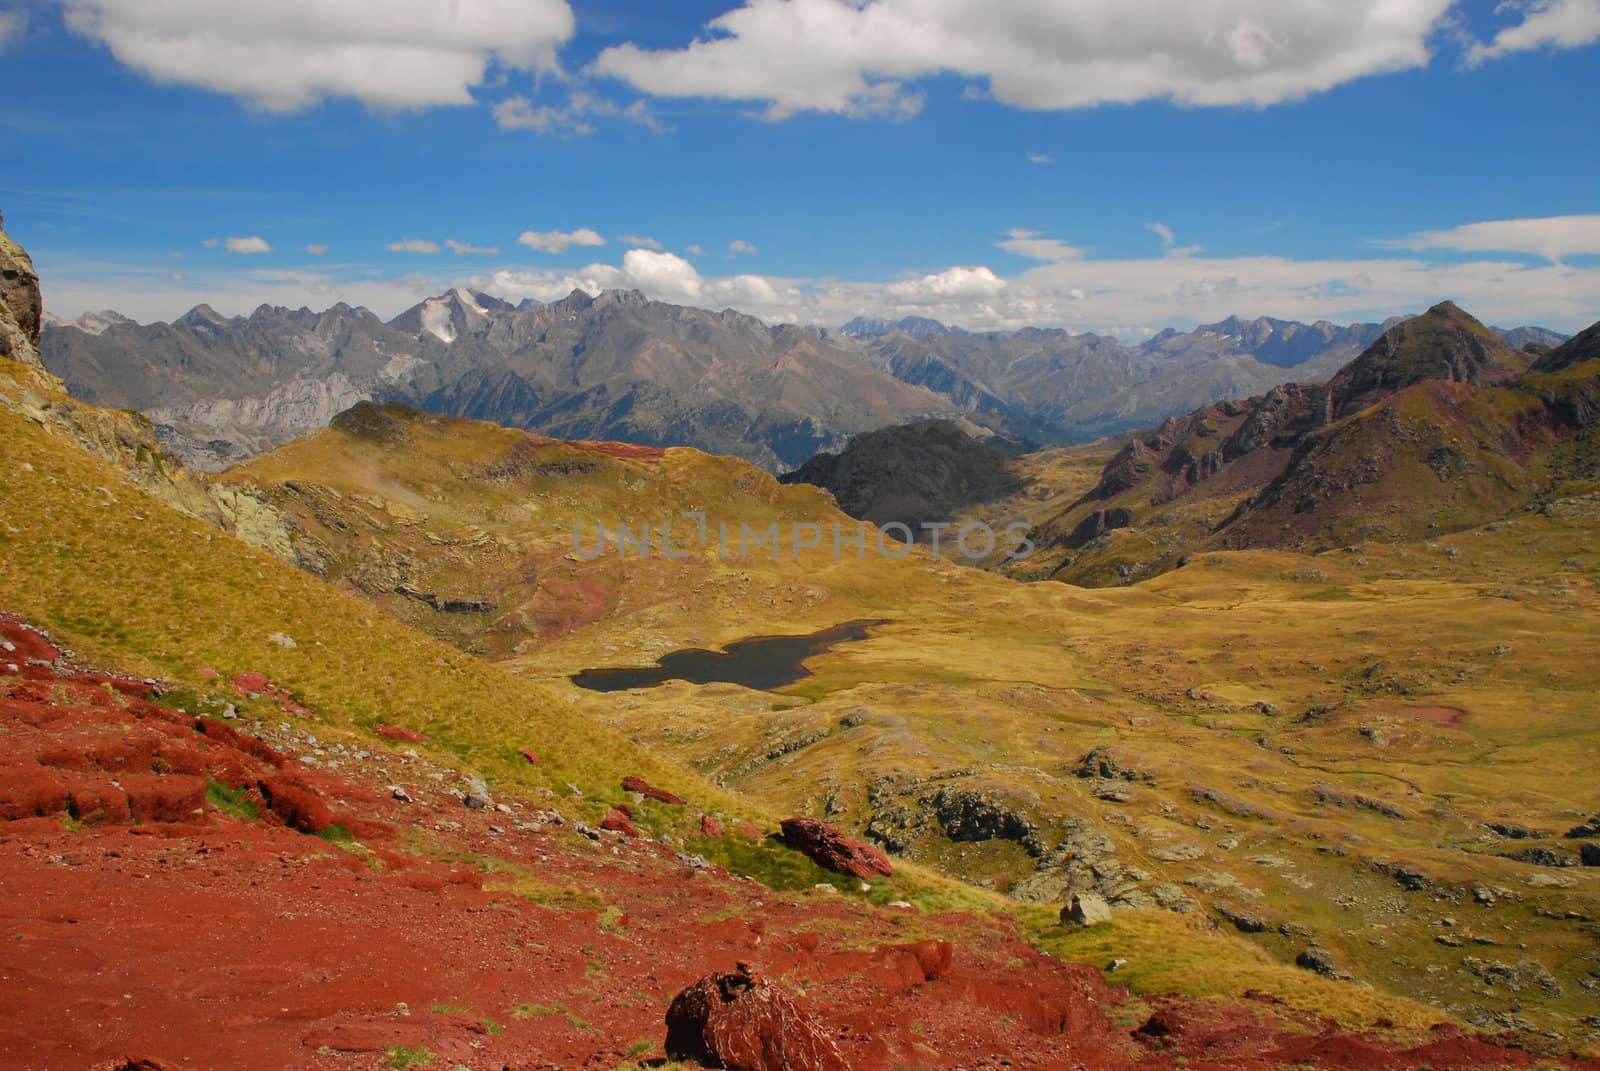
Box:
left=0, top=210, right=46, bottom=371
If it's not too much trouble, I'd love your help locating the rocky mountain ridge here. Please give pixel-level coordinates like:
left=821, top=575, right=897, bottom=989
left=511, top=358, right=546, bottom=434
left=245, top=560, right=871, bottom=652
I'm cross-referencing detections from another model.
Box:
left=43, top=284, right=1572, bottom=474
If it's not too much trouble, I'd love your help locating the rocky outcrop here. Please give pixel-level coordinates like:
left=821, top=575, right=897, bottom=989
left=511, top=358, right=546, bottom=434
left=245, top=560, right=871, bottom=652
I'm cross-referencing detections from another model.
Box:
left=1060, top=893, right=1113, bottom=926
left=0, top=210, right=44, bottom=371
left=664, top=964, right=849, bottom=1071
left=781, top=817, right=893, bottom=879
left=777, top=418, right=1025, bottom=537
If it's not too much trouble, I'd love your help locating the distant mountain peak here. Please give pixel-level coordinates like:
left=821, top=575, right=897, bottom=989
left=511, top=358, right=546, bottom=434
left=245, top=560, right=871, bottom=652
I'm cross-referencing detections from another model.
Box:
left=840, top=315, right=951, bottom=339
left=174, top=304, right=232, bottom=329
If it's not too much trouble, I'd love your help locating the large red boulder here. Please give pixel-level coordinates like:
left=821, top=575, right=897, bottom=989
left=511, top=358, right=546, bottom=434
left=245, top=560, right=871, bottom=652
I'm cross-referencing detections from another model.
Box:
left=601, top=807, right=640, bottom=838
left=780, top=817, right=893, bottom=879
left=622, top=775, right=686, bottom=805
left=664, top=964, right=849, bottom=1071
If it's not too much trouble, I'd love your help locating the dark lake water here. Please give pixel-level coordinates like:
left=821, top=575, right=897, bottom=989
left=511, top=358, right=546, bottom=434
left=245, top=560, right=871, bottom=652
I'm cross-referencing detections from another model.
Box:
left=570, top=619, right=888, bottom=693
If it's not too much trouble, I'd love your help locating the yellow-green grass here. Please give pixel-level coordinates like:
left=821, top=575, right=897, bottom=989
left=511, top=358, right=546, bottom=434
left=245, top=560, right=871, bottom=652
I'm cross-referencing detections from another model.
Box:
left=40, top=391, right=1600, bottom=1035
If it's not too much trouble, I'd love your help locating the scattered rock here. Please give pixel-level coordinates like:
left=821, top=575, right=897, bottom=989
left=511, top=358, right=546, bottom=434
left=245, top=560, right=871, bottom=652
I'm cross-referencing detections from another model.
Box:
left=1216, top=903, right=1269, bottom=933
left=462, top=794, right=489, bottom=811
left=698, top=815, right=725, bottom=838
left=1565, top=816, right=1600, bottom=839
left=267, top=632, right=297, bottom=649
left=1060, top=893, right=1113, bottom=927
left=1505, top=846, right=1570, bottom=868
left=622, top=775, right=686, bottom=805
left=389, top=785, right=412, bottom=803
left=1582, top=843, right=1600, bottom=868
left=518, top=749, right=540, bottom=765
left=664, top=963, right=849, bottom=1071
left=780, top=817, right=893, bottom=879
left=1295, top=947, right=1348, bottom=979
left=601, top=807, right=640, bottom=838
left=1074, top=746, right=1151, bottom=782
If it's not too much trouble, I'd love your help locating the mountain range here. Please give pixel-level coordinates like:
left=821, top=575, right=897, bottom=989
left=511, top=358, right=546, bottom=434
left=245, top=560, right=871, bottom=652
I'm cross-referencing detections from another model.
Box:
left=788, top=301, right=1600, bottom=585
left=42, top=292, right=1567, bottom=472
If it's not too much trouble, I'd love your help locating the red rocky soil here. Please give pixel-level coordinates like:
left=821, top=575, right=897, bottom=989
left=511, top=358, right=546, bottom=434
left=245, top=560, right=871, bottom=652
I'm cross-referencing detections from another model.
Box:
left=0, top=611, right=1590, bottom=1071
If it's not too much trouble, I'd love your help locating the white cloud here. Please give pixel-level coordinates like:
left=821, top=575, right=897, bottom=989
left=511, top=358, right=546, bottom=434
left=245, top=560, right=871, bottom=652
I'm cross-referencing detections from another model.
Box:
left=884, top=265, right=1007, bottom=303
left=1468, top=0, right=1600, bottom=63
left=225, top=236, right=272, bottom=254
left=1026, top=152, right=1053, bottom=164
left=591, top=0, right=1456, bottom=119
left=0, top=11, right=27, bottom=50
left=493, top=95, right=596, bottom=136
left=618, top=234, right=662, bottom=250
left=1374, top=214, right=1600, bottom=263
left=518, top=227, right=606, bottom=254
left=493, top=89, right=666, bottom=136
left=445, top=239, right=499, bottom=255
left=387, top=238, right=441, bottom=254
left=305, top=244, right=329, bottom=256
left=63, top=0, right=576, bottom=111
left=997, top=228, right=1083, bottom=262
left=200, top=238, right=219, bottom=249
left=686, top=244, right=706, bottom=256
left=728, top=239, right=759, bottom=255
left=1147, top=222, right=1176, bottom=249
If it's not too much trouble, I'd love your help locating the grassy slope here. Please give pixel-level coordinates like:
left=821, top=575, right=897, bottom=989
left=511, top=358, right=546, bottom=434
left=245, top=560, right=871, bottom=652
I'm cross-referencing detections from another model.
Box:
left=213, top=403, right=1600, bottom=1038
left=0, top=375, right=1461, bottom=1037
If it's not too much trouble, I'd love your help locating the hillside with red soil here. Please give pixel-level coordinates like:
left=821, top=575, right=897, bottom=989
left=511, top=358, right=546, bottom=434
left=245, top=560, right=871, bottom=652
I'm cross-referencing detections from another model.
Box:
left=1, top=612, right=1585, bottom=1071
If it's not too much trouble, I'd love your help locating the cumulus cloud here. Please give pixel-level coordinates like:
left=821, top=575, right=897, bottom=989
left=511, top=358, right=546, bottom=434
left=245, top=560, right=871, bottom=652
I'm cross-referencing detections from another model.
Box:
left=387, top=238, right=441, bottom=254
left=618, top=234, right=662, bottom=249
left=591, top=0, right=1455, bottom=119
left=63, top=0, right=575, bottom=111
left=1468, top=0, right=1600, bottom=63
left=728, top=239, right=759, bottom=255
left=518, top=227, right=606, bottom=254
left=305, top=244, right=329, bottom=256
left=884, top=265, right=1007, bottom=303
left=1374, top=214, right=1600, bottom=263
left=225, top=236, right=272, bottom=254
left=445, top=239, right=499, bottom=255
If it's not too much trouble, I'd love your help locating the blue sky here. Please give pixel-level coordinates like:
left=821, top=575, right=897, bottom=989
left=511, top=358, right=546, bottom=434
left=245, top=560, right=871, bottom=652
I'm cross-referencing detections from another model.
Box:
left=4, top=0, right=1599, bottom=336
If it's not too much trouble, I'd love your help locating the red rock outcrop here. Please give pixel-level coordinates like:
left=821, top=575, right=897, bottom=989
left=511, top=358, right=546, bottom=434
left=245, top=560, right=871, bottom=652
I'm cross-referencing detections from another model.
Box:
left=622, top=775, right=686, bottom=805
left=665, top=964, right=850, bottom=1071
left=780, top=816, right=893, bottom=879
